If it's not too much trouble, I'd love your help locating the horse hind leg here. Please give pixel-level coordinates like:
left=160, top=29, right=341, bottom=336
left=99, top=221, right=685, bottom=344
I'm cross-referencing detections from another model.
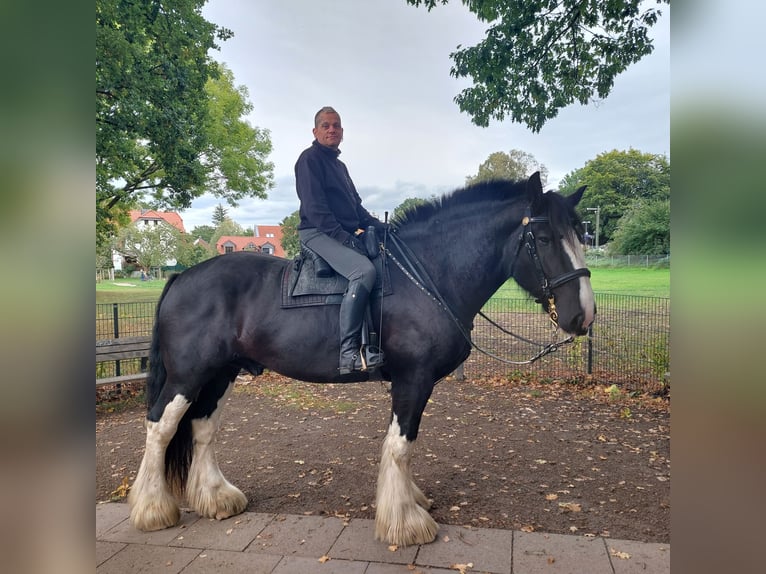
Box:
left=185, top=381, right=247, bottom=520
left=375, top=414, right=439, bottom=547
left=129, top=394, right=190, bottom=531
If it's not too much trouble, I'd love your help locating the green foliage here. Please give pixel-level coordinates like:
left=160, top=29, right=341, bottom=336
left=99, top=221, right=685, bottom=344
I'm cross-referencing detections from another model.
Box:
left=117, top=222, right=180, bottom=272
left=200, top=63, right=274, bottom=204
left=391, top=197, right=431, bottom=223
left=558, top=149, right=670, bottom=245
left=280, top=210, right=301, bottom=259
left=406, top=0, right=669, bottom=132
left=190, top=224, right=216, bottom=243
left=465, top=149, right=548, bottom=186
left=96, top=1, right=273, bottom=247
left=208, top=217, right=247, bottom=250
left=212, top=204, right=229, bottom=226
left=610, top=199, right=670, bottom=255
left=175, top=234, right=214, bottom=267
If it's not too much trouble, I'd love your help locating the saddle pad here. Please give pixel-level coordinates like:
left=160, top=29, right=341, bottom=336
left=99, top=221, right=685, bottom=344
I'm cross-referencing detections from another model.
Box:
left=281, top=254, right=392, bottom=309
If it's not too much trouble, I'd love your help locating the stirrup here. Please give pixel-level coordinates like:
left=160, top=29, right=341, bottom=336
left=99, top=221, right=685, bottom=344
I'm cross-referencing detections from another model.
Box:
left=360, top=345, right=385, bottom=371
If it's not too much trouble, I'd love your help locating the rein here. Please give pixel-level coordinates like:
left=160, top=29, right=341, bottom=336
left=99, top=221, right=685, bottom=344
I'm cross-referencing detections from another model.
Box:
left=383, top=208, right=589, bottom=366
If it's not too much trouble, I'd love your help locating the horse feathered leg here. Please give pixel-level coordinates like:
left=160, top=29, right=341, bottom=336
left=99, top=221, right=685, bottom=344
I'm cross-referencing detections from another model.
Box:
left=375, top=414, right=438, bottom=546
left=128, top=394, right=190, bottom=531
left=186, top=382, right=247, bottom=520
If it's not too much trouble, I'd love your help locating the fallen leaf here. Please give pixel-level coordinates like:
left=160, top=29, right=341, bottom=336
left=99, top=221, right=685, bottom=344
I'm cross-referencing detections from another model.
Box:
left=318, top=555, right=330, bottom=563
left=558, top=502, right=582, bottom=513
left=521, top=525, right=535, bottom=532
left=610, top=548, right=631, bottom=560
left=450, top=562, right=473, bottom=574
left=545, top=493, right=559, bottom=501
left=388, top=544, right=399, bottom=552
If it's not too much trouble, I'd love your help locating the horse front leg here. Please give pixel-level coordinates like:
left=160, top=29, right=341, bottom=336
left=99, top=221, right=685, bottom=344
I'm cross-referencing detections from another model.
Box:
left=186, top=382, right=247, bottom=520
left=375, top=382, right=439, bottom=546
left=129, top=394, right=190, bottom=531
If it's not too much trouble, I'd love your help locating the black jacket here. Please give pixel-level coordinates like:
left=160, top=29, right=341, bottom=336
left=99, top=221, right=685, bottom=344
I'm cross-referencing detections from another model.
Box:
left=295, top=140, right=381, bottom=245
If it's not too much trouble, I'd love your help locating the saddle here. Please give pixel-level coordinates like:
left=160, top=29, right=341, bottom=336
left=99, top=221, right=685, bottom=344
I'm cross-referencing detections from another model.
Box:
left=280, top=239, right=392, bottom=309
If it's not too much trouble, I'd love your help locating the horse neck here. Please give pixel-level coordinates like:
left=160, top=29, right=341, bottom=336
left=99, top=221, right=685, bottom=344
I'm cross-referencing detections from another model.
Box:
left=397, top=200, right=526, bottom=321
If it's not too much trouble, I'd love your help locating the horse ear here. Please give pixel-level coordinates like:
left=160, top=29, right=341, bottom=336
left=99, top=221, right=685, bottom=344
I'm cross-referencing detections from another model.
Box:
left=567, top=185, right=587, bottom=207
left=526, top=171, right=543, bottom=206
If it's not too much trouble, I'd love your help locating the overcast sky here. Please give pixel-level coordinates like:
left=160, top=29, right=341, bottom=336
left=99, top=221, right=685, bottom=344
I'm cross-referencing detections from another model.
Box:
left=182, top=0, right=670, bottom=231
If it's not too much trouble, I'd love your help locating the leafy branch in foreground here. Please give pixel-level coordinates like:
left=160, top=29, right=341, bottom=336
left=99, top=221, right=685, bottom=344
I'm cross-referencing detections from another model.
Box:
left=406, top=0, right=669, bottom=132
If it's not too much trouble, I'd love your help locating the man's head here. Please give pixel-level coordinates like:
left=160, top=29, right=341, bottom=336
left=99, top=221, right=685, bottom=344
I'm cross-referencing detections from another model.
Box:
left=313, top=106, right=343, bottom=149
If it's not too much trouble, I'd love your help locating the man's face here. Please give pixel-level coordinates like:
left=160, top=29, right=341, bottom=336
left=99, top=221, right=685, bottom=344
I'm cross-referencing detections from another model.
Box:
left=313, top=112, right=343, bottom=149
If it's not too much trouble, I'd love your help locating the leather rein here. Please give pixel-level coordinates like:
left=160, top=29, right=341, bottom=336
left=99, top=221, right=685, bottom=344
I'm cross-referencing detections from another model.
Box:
left=382, top=207, right=590, bottom=365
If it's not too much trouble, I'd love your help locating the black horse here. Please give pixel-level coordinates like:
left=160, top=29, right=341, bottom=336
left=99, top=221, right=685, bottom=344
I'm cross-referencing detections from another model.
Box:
left=128, top=172, right=595, bottom=546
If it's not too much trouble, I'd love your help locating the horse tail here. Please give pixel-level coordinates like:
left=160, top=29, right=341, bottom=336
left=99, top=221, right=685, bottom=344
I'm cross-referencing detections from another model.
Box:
left=145, top=273, right=192, bottom=497
left=145, top=273, right=178, bottom=410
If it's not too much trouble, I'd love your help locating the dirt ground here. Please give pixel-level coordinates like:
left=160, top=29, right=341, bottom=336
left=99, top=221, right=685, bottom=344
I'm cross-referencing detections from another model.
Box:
left=96, top=371, right=670, bottom=543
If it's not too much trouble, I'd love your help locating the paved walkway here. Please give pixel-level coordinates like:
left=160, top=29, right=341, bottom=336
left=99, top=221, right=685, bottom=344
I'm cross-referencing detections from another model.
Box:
left=97, top=503, right=669, bottom=573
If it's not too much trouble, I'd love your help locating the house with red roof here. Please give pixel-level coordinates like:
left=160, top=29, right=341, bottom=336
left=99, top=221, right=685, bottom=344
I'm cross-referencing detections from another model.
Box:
left=216, top=225, right=286, bottom=258
left=129, top=209, right=186, bottom=233
left=112, top=210, right=187, bottom=273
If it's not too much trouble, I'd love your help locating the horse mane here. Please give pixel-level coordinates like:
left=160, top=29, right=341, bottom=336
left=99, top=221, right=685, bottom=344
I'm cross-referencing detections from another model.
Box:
left=391, top=178, right=585, bottom=242
left=390, top=179, right=528, bottom=230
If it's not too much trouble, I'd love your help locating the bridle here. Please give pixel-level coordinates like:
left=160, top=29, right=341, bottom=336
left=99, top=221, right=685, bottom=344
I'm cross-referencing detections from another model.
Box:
left=515, top=206, right=591, bottom=326
left=381, top=205, right=591, bottom=365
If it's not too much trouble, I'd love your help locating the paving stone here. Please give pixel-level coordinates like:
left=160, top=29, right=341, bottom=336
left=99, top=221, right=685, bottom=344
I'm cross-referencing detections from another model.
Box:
left=96, top=541, right=126, bottom=567
left=96, top=543, right=200, bottom=574
left=415, top=523, right=512, bottom=574
left=271, top=555, right=368, bottom=574
left=100, top=509, right=201, bottom=546
left=246, top=514, right=345, bottom=557
left=96, top=502, right=130, bottom=537
left=365, top=563, right=456, bottom=573
left=513, top=531, right=612, bottom=574
left=181, top=549, right=281, bottom=574
left=169, top=512, right=274, bottom=551
left=607, top=538, right=670, bottom=574
left=328, top=518, right=418, bottom=564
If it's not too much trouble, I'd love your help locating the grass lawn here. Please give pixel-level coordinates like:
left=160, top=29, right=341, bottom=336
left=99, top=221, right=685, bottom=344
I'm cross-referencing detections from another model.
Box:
left=97, top=266, right=669, bottom=304
left=96, top=279, right=167, bottom=304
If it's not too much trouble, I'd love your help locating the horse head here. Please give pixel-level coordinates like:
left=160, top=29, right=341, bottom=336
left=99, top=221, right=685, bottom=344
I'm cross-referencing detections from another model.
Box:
left=513, top=172, right=596, bottom=336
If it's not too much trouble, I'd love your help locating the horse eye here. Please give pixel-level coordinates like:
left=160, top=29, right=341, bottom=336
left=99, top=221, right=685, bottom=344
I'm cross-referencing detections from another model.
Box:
left=538, top=236, right=551, bottom=246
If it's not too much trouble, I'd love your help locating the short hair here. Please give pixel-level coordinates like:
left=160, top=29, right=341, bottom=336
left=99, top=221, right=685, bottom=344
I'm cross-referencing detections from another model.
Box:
left=314, top=106, right=340, bottom=127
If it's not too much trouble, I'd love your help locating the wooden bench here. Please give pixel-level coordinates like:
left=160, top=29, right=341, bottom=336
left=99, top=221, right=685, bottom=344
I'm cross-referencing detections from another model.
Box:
left=96, top=335, right=152, bottom=386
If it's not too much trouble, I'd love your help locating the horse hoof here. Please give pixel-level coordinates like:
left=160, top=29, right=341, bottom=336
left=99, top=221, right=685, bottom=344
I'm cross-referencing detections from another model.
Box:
left=129, top=499, right=181, bottom=532
left=375, top=505, right=439, bottom=547
left=189, top=482, right=247, bottom=521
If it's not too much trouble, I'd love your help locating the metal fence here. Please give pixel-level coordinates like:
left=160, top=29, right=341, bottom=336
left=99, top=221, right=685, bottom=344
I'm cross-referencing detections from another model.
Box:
left=96, top=294, right=670, bottom=391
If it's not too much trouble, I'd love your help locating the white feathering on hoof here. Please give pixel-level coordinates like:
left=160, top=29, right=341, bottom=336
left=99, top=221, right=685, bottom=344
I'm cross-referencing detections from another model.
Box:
left=186, top=384, right=247, bottom=520
left=375, top=416, right=439, bottom=546
left=128, top=395, right=190, bottom=531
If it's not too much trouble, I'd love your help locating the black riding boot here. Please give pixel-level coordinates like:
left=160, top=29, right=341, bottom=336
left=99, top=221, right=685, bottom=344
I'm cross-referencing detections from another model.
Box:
left=338, top=281, right=384, bottom=374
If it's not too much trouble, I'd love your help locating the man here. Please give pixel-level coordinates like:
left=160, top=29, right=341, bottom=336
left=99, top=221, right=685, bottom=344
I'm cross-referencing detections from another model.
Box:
left=295, top=106, right=387, bottom=374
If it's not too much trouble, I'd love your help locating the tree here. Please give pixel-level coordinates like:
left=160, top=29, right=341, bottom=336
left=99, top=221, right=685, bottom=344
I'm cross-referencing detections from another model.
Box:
left=609, top=199, right=669, bottom=255
left=96, top=1, right=273, bottom=246
left=212, top=204, right=229, bottom=226
left=465, top=149, right=548, bottom=186
left=118, top=222, right=180, bottom=273
left=406, top=0, right=669, bottom=132
left=280, top=211, right=301, bottom=259
left=175, top=234, right=214, bottom=268
left=190, top=224, right=216, bottom=244
left=391, top=197, right=432, bottom=223
left=209, top=217, right=247, bottom=251
left=558, top=149, right=669, bottom=245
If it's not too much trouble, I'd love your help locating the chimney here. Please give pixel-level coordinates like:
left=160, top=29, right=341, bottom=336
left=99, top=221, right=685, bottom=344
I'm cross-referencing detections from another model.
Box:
left=253, top=225, right=259, bottom=237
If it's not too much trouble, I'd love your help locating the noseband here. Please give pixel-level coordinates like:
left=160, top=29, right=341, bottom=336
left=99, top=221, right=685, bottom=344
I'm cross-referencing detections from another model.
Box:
left=517, top=207, right=591, bottom=325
